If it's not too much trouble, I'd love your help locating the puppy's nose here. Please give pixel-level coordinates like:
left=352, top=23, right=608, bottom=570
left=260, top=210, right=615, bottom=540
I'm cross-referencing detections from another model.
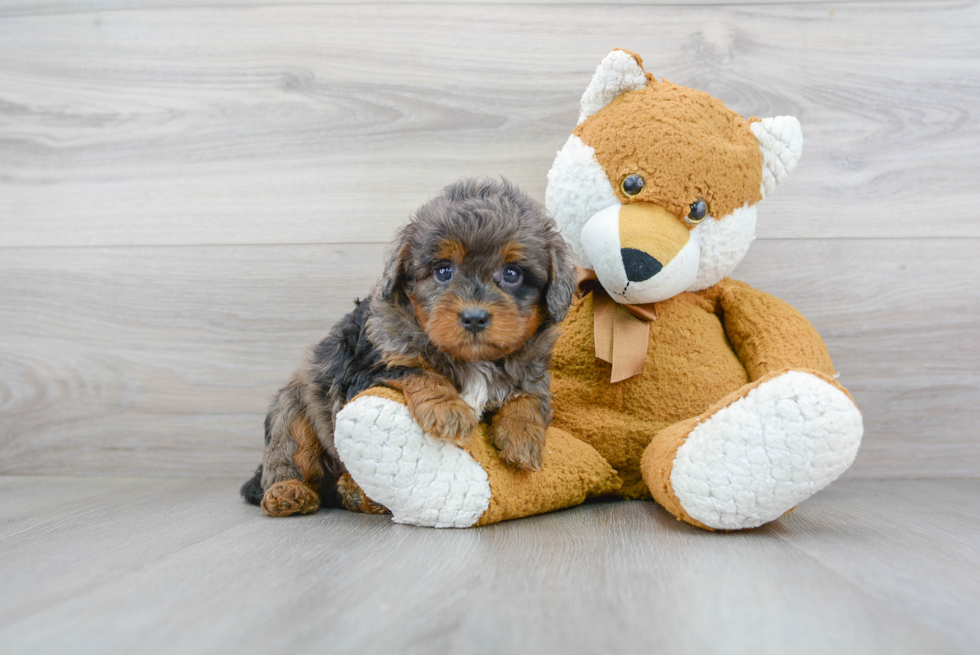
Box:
left=459, top=308, right=491, bottom=334
left=621, top=248, right=663, bottom=283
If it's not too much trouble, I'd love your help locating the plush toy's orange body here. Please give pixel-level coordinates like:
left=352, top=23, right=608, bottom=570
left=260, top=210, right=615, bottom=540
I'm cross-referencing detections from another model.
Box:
left=551, top=281, right=836, bottom=500
left=550, top=279, right=851, bottom=529
left=333, top=50, right=863, bottom=530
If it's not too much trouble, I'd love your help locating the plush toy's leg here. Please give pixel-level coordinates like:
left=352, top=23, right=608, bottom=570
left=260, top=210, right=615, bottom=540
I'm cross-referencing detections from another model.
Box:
left=334, top=388, right=620, bottom=528
left=641, top=370, right=863, bottom=530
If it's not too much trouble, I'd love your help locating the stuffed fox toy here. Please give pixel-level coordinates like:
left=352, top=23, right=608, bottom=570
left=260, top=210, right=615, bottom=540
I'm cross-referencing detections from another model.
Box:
left=332, top=49, right=863, bottom=530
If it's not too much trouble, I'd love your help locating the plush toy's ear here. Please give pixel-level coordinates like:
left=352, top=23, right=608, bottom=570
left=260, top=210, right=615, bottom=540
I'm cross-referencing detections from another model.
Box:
left=544, top=236, right=577, bottom=324
left=577, top=49, right=650, bottom=125
left=377, top=223, right=416, bottom=302
left=751, top=116, right=804, bottom=198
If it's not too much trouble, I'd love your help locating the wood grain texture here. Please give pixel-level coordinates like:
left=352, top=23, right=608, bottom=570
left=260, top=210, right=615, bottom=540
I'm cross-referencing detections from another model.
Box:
left=1, top=239, right=976, bottom=479
left=0, top=477, right=976, bottom=654
left=776, top=479, right=980, bottom=648
left=1, top=2, right=978, bottom=247
left=0, top=0, right=879, bottom=20
left=0, top=1, right=977, bottom=481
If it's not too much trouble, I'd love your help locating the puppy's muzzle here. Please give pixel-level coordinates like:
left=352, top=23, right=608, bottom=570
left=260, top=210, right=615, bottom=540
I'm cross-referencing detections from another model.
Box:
left=459, top=307, right=491, bottom=334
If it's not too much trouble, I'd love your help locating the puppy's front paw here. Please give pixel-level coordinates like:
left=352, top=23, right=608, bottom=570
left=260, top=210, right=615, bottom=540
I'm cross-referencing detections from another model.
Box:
left=491, top=396, right=547, bottom=471
left=412, top=396, right=478, bottom=446
left=495, top=426, right=545, bottom=471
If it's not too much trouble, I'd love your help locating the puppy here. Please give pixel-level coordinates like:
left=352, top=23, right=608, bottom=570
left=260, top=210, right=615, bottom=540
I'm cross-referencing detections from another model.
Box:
left=241, top=178, right=576, bottom=517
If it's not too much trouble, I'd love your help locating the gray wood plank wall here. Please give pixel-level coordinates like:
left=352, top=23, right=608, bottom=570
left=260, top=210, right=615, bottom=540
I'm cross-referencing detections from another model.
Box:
left=1, top=1, right=977, bottom=479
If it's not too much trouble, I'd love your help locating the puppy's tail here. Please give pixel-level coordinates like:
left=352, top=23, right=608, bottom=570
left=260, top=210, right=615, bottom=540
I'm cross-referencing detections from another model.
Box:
left=240, top=465, right=264, bottom=506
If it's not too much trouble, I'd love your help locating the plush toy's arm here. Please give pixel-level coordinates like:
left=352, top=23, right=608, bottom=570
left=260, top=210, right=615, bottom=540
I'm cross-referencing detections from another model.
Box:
left=712, top=278, right=836, bottom=380
left=333, top=388, right=620, bottom=528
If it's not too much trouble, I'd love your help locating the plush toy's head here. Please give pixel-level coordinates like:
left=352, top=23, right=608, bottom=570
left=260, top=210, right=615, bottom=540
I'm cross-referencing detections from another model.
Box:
left=546, top=49, right=803, bottom=305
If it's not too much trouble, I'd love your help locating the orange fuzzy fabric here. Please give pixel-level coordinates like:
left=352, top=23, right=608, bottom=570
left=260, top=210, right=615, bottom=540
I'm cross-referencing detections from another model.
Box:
left=550, top=279, right=837, bottom=499
left=574, top=81, right=763, bottom=221
left=472, top=423, right=621, bottom=526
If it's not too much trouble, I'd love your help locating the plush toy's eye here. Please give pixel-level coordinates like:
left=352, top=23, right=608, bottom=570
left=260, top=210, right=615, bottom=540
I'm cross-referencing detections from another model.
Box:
left=434, top=263, right=454, bottom=283
left=501, top=265, right=523, bottom=287
left=621, top=174, right=645, bottom=197
left=687, top=199, right=708, bottom=224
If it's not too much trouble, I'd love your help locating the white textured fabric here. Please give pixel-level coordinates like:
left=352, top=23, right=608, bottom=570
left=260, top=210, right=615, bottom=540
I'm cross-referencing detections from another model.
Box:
left=335, top=395, right=491, bottom=528
left=545, top=134, right=620, bottom=266
left=671, top=371, right=863, bottom=530
left=577, top=50, right=648, bottom=125
left=688, top=203, right=758, bottom=291
left=578, top=203, right=623, bottom=283
left=751, top=116, right=803, bottom=198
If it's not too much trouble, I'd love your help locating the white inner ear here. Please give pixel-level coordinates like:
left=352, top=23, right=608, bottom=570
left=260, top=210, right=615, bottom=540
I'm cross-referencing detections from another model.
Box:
left=751, top=116, right=803, bottom=198
left=545, top=135, right=620, bottom=266
left=687, top=203, right=758, bottom=291
left=578, top=50, right=648, bottom=125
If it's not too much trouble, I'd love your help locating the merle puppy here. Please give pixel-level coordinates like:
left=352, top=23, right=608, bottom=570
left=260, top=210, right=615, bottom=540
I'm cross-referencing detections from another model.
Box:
left=242, top=179, right=576, bottom=517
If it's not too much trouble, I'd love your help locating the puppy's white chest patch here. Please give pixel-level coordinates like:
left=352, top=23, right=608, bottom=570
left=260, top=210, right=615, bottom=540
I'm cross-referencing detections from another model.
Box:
left=459, top=364, right=493, bottom=416
left=460, top=375, right=490, bottom=416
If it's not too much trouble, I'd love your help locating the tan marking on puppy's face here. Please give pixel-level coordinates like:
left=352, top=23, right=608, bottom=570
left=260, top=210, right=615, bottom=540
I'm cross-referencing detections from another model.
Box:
left=388, top=180, right=573, bottom=362
left=422, top=293, right=543, bottom=362
left=500, top=241, right=525, bottom=264
left=407, top=235, right=553, bottom=362
left=434, top=238, right=467, bottom=264
left=573, top=80, right=764, bottom=220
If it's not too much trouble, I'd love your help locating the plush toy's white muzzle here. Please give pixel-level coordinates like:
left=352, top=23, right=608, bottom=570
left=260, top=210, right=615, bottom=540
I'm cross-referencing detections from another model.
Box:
left=581, top=203, right=701, bottom=305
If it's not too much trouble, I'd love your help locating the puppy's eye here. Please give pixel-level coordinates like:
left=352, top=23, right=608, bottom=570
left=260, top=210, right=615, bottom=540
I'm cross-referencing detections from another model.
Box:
left=686, top=199, right=708, bottom=224
left=621, top=174, right=645, bottom=197
left=501, top=265, right=523, bottom=287
left=434, top=263, right=454, bottom=283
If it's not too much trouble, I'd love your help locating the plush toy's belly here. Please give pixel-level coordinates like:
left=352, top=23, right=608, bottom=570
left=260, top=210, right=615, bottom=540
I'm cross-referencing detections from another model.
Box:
left=550, top=292, right=749, bottom=498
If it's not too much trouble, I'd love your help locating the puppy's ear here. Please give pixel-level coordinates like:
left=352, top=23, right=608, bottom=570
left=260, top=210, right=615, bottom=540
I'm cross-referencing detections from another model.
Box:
left=543, top=236, right=576, bottom=324
left=378, top=223, right=416, bottom=302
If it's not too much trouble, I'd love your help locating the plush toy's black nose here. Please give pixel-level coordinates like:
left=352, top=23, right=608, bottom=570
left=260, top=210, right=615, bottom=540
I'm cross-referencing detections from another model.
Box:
left=459, top=308, right=491, bottom=334
left=621, top=248, right=663, bottom=282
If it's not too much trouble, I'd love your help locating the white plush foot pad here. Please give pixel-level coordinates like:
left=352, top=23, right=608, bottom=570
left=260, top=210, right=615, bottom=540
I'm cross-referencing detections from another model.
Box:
left=671, top=371, right=863, bottom=530
left=334, top=395, right=491, bottom=528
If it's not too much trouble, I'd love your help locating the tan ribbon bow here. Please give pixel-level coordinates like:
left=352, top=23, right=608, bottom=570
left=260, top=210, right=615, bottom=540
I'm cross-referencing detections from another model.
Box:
left=575, top=267, right=657, bottom=383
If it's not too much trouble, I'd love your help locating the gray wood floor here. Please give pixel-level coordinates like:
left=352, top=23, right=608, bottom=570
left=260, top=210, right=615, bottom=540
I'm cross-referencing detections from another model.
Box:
left=0, top=477, right=977, bottom=655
